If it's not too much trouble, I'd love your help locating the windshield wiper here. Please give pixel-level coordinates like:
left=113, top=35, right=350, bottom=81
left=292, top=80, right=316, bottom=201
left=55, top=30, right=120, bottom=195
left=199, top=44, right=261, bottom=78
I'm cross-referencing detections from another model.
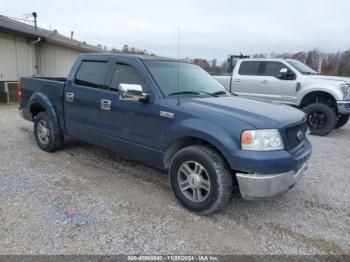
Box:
left=168, top=91, right=217, bottom=97
left=198, top=91, right=218, bottom=97
left=211, top=90, right=238, bottom=97
left=168, top=91, right=201, bottom=96
left=211, top=90, right=227, bottom=96
left=168, top=90, right=236, bottom=97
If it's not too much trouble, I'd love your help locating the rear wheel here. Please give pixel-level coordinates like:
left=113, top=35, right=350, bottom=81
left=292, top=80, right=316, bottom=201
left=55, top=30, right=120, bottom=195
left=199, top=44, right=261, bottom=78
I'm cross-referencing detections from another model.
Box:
left=304, top=103, right=337, bottom=136
left=34, top=112, right=64, bottom=152
left=169, top=145, right=233, bottom=215
left=335, top=114, right=350, bottom=129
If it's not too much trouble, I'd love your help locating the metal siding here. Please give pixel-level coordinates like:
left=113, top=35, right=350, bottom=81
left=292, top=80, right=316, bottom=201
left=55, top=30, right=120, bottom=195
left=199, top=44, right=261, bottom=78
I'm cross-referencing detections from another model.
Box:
left=15, top=36, right=35, bottom=77
left=0, top=32, right=36, bottom=81
left=29, top=42, right=36, bottom=74
left=39, top=42, right=54, bottom=76
left=55, top=44, right=80, bottom=76
left=0, top=31, right=84, bottom=82
left=0, top=32, right=17, bottom=81
left=39, top=42, right=80, bottom=76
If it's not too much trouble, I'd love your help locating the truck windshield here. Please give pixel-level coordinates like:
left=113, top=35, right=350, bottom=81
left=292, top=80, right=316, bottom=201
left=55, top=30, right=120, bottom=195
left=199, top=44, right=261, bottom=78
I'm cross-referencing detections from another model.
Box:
left=144, top=61, right=228, bottom=97
left=287, top=59, right=318, bottom=75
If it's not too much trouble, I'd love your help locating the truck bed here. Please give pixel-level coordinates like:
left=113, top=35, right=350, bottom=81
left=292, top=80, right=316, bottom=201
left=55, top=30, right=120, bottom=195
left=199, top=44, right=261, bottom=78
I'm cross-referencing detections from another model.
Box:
left=31, top=76, right=67, bottom=82
left=20, top=76, right=66, bottom=125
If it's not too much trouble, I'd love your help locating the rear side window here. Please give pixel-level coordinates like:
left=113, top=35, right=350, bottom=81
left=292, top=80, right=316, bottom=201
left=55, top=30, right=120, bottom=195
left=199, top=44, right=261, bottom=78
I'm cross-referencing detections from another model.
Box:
left=75, top=61, right=107, bottom=88
left=110, top=64, right=144, bottom=91
left=238, top=61, right=261, bottom=75
left=263, top=62, right=287, bottom=78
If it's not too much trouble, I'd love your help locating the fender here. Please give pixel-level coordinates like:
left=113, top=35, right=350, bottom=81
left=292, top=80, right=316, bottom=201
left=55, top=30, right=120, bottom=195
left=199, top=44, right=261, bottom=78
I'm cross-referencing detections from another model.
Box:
left=28, top=92, right=64, bottom=137
left=161, top=118, right=241, bottom=169
left=296, top=85, right=343, bottom=106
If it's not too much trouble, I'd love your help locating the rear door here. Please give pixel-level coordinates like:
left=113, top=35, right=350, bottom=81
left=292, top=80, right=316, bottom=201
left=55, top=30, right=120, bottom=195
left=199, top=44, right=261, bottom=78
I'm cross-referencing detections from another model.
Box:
left=64, top=60, right=108, bottom=145
left=231, top=60, right=264, bottom=99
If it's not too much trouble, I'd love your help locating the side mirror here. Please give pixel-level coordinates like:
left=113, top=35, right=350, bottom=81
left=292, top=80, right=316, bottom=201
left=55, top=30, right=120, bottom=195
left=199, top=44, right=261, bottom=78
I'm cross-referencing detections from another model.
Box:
left=278, top=68, right=295, bottom=80
left=279, top=68, right=288, bottom=74
left=118, top=83, right=150, bottom=103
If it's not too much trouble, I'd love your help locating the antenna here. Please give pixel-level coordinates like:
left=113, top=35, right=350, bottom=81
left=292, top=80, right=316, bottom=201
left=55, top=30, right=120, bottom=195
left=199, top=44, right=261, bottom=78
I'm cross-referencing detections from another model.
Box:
left=177, top=27, right=181, bottom=105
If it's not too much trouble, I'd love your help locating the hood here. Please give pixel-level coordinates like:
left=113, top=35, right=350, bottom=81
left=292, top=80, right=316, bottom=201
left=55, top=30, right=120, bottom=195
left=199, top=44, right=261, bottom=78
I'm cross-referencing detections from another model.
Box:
left=307, top=75, right=350, bottom=83
left=183, top=96, right=305, bottom=129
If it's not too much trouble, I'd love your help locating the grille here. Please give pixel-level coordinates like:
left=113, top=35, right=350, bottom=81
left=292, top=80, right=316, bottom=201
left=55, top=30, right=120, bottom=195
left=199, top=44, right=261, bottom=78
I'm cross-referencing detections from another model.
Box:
left=285, top=122, right=308, bottom=151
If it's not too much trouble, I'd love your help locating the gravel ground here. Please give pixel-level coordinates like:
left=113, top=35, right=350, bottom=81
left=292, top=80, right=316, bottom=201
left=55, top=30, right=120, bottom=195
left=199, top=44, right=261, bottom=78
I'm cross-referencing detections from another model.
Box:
left=0, top=104, right=349, bottom=255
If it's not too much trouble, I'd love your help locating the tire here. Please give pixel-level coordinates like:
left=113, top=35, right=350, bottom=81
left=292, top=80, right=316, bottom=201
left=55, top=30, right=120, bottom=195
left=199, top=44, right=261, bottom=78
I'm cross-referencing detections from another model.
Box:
left=303, top=103, right=337, bottom=136
left=34, top=112, right=64, bottom=152
left=335, top=114, right=350, bottom=129
left=169, top=145, right=233, bottom=215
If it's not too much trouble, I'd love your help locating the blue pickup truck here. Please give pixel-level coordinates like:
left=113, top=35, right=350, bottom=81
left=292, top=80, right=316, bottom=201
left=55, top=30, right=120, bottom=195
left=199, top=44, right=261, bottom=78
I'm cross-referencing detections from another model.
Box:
left=18, top=53, right=312, bottom=214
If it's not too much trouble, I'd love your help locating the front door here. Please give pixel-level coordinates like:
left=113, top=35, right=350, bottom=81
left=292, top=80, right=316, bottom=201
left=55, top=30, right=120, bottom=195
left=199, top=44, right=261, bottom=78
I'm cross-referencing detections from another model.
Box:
left=98, top=60, right=162, bottom=164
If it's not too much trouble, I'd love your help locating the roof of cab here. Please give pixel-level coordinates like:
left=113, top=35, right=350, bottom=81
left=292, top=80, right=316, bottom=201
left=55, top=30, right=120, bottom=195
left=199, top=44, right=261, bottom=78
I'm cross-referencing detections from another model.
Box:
left=78, top=53, right=179, bottom=62
left=237, top=58, right=297, bottom=62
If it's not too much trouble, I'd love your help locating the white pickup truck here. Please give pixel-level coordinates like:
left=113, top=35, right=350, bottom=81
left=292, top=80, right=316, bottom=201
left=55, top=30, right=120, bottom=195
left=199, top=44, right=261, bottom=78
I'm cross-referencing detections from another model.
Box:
left=214, top=58, right=350, bottom=136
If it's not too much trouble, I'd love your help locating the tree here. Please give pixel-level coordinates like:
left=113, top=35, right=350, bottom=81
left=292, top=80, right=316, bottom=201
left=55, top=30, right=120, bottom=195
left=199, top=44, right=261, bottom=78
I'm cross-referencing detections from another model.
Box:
left=337, top=50, right=350, bottom=76
left=192, top=58, right=210, bottom=71
left=122, top=44, right=129, bottom=53
left=110, top=48, right=118, bottom=54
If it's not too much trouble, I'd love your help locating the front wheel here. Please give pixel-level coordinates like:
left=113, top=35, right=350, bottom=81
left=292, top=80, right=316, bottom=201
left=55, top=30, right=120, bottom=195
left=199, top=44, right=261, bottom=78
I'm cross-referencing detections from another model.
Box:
left=335, top=114, right=350, bottom=129
left=169, top=145, right=233, bottom=215
left=303, top=103, right=337, bottom=136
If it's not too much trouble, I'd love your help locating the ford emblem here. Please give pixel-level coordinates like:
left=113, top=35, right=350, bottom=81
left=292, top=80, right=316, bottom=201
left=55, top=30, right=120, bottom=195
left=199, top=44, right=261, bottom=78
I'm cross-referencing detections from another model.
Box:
left=297, top=130, right=304, bottom=140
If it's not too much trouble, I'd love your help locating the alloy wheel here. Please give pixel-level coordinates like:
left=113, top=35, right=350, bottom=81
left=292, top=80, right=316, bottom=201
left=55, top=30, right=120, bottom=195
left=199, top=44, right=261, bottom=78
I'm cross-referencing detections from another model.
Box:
left=37, top=119, right=50, bottom=145
left=177, top=161, right=211, bottom=203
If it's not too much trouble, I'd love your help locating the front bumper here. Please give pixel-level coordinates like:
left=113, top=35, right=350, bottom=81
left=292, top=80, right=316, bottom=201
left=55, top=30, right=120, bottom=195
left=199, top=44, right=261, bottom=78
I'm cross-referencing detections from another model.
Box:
left=224, top=139, right=312, bottom=174
left=337, top=101, right=350, bottom=114
left=236, top=162, right=308, bottom=200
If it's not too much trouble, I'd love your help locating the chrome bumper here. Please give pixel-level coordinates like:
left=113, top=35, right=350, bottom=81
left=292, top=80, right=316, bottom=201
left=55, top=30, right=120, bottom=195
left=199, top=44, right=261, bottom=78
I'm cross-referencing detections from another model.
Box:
left=236, top=162, right=308, bottom=200
left=337, top=101, right=350, bottom=114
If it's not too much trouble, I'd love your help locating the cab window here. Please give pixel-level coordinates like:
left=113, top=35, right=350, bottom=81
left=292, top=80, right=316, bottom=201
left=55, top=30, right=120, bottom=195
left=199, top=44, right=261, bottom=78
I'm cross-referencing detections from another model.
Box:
left=75, top=61, right=107, bottom=88
left=238, top=61, right=262, bottom=76
left=263, top=62, right=287, bottom=78
left=262, top=61, right=296, bottom=80
left=109, top=64, right=144, bottom=92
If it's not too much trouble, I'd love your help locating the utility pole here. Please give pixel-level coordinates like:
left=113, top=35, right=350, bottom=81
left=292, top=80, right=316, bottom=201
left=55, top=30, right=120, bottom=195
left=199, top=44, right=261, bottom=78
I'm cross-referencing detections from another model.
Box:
left=318, top=56, right=323, bottom=74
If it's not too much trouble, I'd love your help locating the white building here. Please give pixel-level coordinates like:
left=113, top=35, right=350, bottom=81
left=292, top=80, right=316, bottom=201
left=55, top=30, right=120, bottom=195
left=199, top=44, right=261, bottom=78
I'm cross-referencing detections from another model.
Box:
left=0, top=15, right=102, bottom=103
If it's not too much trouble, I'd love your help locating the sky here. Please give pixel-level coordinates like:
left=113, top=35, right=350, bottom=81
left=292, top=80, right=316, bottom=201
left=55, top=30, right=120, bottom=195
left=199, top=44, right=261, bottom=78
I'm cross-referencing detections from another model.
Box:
left=1, top=0, right=350, bottom=61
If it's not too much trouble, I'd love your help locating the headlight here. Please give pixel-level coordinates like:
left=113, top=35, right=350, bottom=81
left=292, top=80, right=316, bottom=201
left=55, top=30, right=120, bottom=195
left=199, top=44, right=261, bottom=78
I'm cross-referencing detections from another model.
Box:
left=241, top=129, right=284, bottom=151
left=340, top=83, right=350, bottom=98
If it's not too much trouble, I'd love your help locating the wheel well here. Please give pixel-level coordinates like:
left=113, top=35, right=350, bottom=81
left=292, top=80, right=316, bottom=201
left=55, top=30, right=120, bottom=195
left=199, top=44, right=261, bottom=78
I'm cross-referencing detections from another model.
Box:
left=163, top=137, right=229, bottom=170
left=300, top=91, right=337, bottom=110
left=30, top=103, right=46, bottom=120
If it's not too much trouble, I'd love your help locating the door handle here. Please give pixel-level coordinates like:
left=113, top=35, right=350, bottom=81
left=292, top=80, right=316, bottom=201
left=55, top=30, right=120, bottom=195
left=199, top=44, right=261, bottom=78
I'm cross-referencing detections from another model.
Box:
left=260, top=80, right=268, bottom=84
left=100, top=99, right=111, bottom=111
left=233, top=79, right=241, bottom=83
left=65, top=92, right=74, bottom=102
